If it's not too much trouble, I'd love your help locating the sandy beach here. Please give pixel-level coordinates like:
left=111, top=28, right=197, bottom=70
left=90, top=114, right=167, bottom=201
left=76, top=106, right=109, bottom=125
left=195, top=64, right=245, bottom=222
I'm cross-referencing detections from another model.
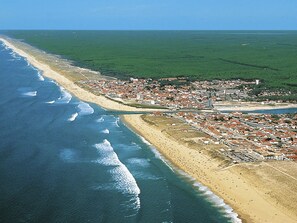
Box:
left=2, top=36, right=297, bottom=223
left=0, top=37, right=158, bottom=112
left=122, top=114, right=297, bottom=223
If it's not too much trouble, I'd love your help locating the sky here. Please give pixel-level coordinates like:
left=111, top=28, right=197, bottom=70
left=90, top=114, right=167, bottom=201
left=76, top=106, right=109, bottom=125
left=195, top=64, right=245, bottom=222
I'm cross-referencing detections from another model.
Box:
left=0, top=0, right=296, bottom=30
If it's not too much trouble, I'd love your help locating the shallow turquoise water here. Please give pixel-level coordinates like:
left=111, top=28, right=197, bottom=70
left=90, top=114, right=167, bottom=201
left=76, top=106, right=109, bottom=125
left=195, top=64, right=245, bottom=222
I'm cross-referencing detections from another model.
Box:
left=0, top=42, right=238, bottom=223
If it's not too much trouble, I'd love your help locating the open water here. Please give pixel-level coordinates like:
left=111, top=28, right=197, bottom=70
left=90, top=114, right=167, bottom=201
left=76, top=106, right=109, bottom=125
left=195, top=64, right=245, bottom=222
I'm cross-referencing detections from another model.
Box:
left=0, top=42, right=240, bottom=223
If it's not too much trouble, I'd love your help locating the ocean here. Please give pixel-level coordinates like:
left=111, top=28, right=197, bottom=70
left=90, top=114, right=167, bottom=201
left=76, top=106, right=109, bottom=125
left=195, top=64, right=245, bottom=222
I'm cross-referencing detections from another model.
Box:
left=0, top=42, right=239, bottom=222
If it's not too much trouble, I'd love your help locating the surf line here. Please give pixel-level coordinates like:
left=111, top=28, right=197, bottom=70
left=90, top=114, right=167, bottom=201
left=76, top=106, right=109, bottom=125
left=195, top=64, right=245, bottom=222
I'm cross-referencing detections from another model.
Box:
left=121, top=119, right=242, bottom=223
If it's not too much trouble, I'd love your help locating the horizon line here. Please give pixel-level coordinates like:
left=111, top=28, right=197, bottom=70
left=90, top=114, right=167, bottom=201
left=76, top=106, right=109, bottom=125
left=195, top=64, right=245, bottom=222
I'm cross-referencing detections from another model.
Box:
left=1, top=29, right=297, bottom=32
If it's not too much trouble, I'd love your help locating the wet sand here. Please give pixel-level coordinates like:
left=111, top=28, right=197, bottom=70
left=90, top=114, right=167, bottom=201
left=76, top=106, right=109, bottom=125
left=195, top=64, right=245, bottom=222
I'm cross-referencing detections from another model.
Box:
left=122, top=114, right=297, bottom=223
left=0, top=37, right=157, bottom=112
left=2, top=36, right=297, bottom=223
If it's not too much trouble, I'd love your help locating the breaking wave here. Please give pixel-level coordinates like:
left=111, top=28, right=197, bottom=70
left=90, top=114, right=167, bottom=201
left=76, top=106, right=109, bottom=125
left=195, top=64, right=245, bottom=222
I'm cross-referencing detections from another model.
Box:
left=94, top=139, right=141, bottom=213
left=45, top=87, right=71, bottom=104
left=113, top=117, right=120, bottom=127
left=101, top=129, right=110, bottom=134
left=77, top=101, right=94, bottom=116
left=68, top=113, right=78, bottom=122
left=138, top=133, right=241, bottom=222
left=193, top=181, right=242, bottom=223
left=28, top=64, right=45, bottom=81
left=22, top=91, right=37, bottom=97
left=46, top=100, right=55, bottom=104
left=56, top=87, right=72, bottom=104
left=139, top=135, right=174, bottom=172
left=9, top=51, right=21, bottom=60
left=37, top=71, right=45, bottom=81
left=96, top=117, right=104, bottom=123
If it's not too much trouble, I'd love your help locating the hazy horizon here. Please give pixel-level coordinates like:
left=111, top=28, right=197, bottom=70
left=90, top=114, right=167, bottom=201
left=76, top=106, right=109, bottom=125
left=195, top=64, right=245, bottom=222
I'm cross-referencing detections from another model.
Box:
left=1, top=29, right=297, bottom=31
left=1, top=0, right=296, bottom=30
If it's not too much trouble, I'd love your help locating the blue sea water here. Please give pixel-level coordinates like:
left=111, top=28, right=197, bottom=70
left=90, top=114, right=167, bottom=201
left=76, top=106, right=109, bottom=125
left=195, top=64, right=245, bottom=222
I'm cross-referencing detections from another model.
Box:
left=246, top=107, right=297, bottom=114
left=0, top=42, right=239, bottom=223
left=222, top=107, right=297, bottom=114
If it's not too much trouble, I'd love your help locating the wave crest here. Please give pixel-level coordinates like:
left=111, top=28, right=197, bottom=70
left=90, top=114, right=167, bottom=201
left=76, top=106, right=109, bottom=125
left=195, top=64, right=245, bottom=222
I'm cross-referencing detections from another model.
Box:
left=37, top=71, right=45, bottom=81
left=46, top=100, right=55, bottom=104
left=78, top=101, right=94, bottom=115
left=56, top=87, right=72, bottom=104
left=101, top=129, right=110, bottom=134
left=94, top=139, right=141, bottom=215
left=22, top=91, right=37, bottom=97
left=68, top=113, right=78, bottom=122
left=96, top=117, right=105, bottom=122
left=94, top=139, right=140, bottom=193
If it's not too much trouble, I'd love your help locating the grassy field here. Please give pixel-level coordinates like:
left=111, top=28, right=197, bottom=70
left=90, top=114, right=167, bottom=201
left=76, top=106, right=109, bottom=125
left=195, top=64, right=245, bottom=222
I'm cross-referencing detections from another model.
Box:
left=3, top=30, right=297, bottom=94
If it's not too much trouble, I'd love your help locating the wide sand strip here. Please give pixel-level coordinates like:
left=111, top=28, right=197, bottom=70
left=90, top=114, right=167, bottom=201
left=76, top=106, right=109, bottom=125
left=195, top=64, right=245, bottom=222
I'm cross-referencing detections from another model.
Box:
left=122, top=114, right=297, bottom=223
left=0, top=37, right=157, bottom=112
left=2, top=37, right=297, bottom=223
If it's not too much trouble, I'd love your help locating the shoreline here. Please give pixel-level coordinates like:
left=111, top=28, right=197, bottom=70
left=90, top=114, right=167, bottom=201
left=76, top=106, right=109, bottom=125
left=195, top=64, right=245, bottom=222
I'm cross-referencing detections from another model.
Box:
left=1, top=36, right=242, bottom=222
left=1, top=37, right=297, bottom=223
left=122, top=114, right=297, bottom=223
left=0, top=37, right=159, bottom=112
left=121, top=115, right=244, bottom=222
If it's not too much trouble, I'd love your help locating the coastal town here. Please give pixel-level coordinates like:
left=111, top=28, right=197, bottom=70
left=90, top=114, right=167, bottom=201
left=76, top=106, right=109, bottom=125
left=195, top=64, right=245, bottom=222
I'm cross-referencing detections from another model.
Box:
left=2, top=34, right=297, bottom=223
left=173, top=112, right=297, bottom=162
left=77, top=78, right=258, bottom=109
left=77, top=78, right=297, bottom=163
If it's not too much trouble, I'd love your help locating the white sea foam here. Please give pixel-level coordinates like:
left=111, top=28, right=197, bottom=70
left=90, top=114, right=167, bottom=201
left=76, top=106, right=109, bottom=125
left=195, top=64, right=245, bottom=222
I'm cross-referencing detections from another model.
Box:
left=77, top=101, right=94, bottom=115
left=108, top=165, right=141, bottom=195
left=139, top=135, right=151, bottom=146
left=37, top=71, right=45, bottom=81
left=2, top=43, right=9, bottom=51
left=94, top=139, right=121, bottom=166
left=101, top=128, right=110, bottom=134
left=28, top=64, right=45, bottom=81
left=46, top=100, right=55, bottom=104
left=177, top=172, right=242, bottom=223
left=68, top=113, right=78, bottom=122
left=138, top=131, right=241, bottom=222
left=9, top=51, right=21, bottom=60
left=137, top=132, right=232, bottom=216
left=96, top=117, right=105, bottom=122
left=194, top=181, right=242, bottom=222
left=46, top=87, right=71, bottom=104
left=94, top=139, right=140, bottom=212
left=56, top=87, right=72, bottom=104
left=139, top=135, right=174, bottom=172
left=22, top=91, right=37, bottom=97
left=112, top=117, right=120, bottom=127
